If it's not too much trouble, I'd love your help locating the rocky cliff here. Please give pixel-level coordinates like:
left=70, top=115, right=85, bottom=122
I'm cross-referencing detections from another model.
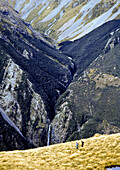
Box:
left=0, top=108, right=35, bottom=151
left=0, top=1, right=120, bottom=150
left=0, top=0, right=75, bottom=149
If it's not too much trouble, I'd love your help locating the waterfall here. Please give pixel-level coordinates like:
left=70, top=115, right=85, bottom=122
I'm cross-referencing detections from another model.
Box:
left=47, top=124, right=51, bottom=146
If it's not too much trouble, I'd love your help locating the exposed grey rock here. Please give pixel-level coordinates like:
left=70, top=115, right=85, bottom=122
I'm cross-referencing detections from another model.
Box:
left=0, top=58, right=23, bottom=130
left=104, top=28, right=120, bottom=53
left=0, top=108, right=35, bottom=151
left=0, top=107, right=24, bottom=137
left=1, top=1, right=120, bottom=150
left=0, top=0, right=75, bottom=150
left=72, top=1, right=79, bottom=8
left=51, top=101, right=73, bottom=143
left=0, top=57, right=50, bottom=147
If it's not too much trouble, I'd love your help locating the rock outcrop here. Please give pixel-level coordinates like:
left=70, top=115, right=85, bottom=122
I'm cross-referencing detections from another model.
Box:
left=0, top=1, right=75, bottom=149
left=0, top=108, right=35, bottom=151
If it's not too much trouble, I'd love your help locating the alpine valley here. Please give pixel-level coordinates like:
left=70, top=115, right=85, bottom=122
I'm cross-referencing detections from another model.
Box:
left=0, top=0, right=120, bottom=151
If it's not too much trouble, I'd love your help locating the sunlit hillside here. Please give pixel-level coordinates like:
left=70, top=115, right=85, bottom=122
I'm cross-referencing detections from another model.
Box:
left=8, top=0, right=120, bottom=42
left=0, top=133, right=120, bottom=169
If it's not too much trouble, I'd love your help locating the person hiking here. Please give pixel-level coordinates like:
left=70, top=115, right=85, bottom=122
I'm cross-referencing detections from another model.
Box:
left=81, top=140, right=84, bottom=147
left=76, top=142, right=79, bottom=149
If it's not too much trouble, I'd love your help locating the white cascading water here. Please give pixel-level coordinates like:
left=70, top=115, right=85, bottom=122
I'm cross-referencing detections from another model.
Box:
left=47, top=124, right=51, bottom=146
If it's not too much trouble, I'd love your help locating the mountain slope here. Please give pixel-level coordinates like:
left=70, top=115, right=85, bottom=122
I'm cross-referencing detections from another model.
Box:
left=0, top=0, right=75, bottom=149
left=0, top=133, right=120, bottom=169
left=51, top=20, right=120, bottom=143
left=1, top=1, right=120, bottom=150
left=8, top=0, right=120, bottom=42
left=59, top=20, right=120, bottom=75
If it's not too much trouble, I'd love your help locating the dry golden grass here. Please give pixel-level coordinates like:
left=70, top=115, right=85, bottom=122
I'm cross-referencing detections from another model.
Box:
left=0, top=133, right=120, bottom=169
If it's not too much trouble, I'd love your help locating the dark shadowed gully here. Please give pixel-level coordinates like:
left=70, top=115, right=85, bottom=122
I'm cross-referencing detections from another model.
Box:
left=0, top=1, right=120, bottom=150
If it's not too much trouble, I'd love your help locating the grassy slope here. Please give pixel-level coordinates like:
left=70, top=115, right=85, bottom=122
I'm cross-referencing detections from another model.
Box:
left=8, top=0, right=120, bottom=42
left=0, top=133, right=120, bottom=169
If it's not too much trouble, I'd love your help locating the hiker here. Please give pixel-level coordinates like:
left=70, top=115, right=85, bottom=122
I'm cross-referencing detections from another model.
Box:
left=76, top=142, right=79, bottom=149
left=81, top=140, right=84, bottom=147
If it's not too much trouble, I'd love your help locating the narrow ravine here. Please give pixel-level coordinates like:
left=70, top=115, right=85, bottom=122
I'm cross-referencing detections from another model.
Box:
left=46, top=57, right=77, bottom=146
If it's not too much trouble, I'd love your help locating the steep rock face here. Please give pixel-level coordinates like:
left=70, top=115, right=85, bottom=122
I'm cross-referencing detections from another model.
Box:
left=1, top=1, right=120, bottom=149
left=0, top=57, right=49, bottom=146
left=0, top=58, right=23, bottom=130
left=0, top=108, right=35, bottom=151
left=51, top=22, right=120, bottom=144
left=51, top=101, right=73, bottom=143
left=8, top=0, right=120, bottom=42
left=0, top=1, right=75, bottom=148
